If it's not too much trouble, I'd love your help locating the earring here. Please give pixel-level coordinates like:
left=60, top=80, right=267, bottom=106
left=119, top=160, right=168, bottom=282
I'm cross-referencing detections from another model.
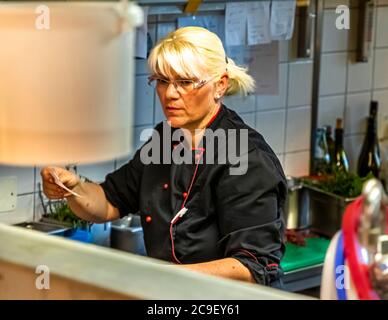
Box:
left=215, top=94, right=221, bottom=100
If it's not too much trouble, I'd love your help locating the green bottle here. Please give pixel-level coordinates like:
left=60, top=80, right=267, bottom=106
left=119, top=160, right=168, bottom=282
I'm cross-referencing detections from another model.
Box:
left=334, top=118, right=349, bottom=172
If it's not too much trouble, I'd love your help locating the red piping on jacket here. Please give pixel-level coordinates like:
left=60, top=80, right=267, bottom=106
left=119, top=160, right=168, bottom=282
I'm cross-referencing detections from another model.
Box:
left=235, top=249, right=259, bottom=263
left=169, top=106, right=221, bottom=264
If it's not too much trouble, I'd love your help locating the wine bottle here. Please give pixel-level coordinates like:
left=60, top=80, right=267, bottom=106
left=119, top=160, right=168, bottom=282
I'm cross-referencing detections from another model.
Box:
left=357, top=101, right=381, bottom=178
left=324, top=125, right=335, bottom=165
left=314, top=127, right=331, bottom=175
left=370, top=100, right=381, bottom=160
left=334, top=118, right=349, bottom=172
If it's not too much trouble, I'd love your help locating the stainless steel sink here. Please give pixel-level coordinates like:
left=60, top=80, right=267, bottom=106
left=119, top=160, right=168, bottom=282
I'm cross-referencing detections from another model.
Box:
left=13, top=221, right=73, bottom=236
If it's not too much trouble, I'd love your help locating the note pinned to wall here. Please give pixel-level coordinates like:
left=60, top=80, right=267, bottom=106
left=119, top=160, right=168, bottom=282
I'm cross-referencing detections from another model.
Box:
left=135, top=6, right=149, bottom=59
left=225, top=2, right=247, bottom=46
left=226, top=42, right=279, bottom=95
left=178, top=15, right=225, bottom=44
left=247, top=1, right=271, bottom=45
left=270, top=0, right=297, bottom=41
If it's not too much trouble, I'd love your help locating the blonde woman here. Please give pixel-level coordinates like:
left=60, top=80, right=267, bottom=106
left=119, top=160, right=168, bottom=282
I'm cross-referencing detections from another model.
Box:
left=41, top=27, right=287, bottom=287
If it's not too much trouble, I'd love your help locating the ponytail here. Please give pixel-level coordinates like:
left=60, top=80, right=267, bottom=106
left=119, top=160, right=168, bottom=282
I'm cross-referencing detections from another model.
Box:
left=225, top=57, right=256, bottom=96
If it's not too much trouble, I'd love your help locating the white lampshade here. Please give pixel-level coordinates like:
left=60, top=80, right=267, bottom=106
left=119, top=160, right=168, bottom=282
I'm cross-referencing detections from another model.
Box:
left=0, top=2, right=143, bottom=166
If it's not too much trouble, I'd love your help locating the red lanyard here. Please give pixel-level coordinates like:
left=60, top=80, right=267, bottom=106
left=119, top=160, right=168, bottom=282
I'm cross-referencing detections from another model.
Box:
left=169, top=106, right=221, bottom=264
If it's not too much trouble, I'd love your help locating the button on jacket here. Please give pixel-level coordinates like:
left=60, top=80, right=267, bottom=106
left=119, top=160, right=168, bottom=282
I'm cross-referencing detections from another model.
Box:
left=101, top=105, right=287, bottom=286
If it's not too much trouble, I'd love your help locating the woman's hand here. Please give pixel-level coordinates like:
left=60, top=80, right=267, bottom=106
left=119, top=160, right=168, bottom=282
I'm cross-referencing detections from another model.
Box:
left=40, top=167, right=80, bottom=199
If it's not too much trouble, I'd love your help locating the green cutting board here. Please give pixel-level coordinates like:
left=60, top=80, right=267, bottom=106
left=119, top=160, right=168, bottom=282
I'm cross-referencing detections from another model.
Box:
left=281, top=237, right=331, bottom=272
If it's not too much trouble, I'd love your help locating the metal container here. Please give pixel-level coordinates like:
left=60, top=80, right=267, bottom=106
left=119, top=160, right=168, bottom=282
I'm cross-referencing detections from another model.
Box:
left=284, top=177, right=311, bottom=230
left=306, top=185, right=356, bottom=238
left=110, top=215, right=146, bottom=256
left=13, top=221, right=72, bottom=236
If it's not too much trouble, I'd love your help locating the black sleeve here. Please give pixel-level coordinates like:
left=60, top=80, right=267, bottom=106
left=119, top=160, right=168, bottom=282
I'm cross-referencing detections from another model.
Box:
left=216, top=148, right=287, bottom=287
left=100, top=148, right=144, bottom=218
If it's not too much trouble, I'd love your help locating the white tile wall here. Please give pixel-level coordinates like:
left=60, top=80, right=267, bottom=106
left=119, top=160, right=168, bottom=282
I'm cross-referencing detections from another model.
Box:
left=224, top=93, right=256, bottom=114
left=239, top=112, right=256, bottom=129
left=156, top=23, right=176, bottom=41
left=344, top=134, right=364, bottom=172
left=318, top=95, right=345, bottom=129
left=322, top=9, right=349, bottom=52
left=0, top=194, right=34, bottom=225
left=134, top=75, right=155, bottom=126
left=376, top=6, right=388, bottom=48
left=279, top=41, right=290, bottom=63
left=0, top=166, right=34, bottom=195
left=256, top=109, right=286, bottom=154
left=347, top=52, right=373, bottom=93
left=76, top=161, right=115, bottom=183
left=285, top=106, right=312, bottom=153
left=135, top=59, right=149, bottom=76
left=318, top=3, right=388, bottom=175
left=320, top=53, right=348, bottom=96
left=284, top=151, right=310, bottom=177
left=257, top=63, right=288, bottom=111
left=345, top=92, right=371, bottom=135
left=288, top=62, right=313, bottom=107
left=373, top=48, right=388, bottom=89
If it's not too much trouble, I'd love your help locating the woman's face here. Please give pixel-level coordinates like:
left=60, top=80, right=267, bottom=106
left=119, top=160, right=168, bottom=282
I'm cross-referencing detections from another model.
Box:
left=156, top=71, right=224, bottom=131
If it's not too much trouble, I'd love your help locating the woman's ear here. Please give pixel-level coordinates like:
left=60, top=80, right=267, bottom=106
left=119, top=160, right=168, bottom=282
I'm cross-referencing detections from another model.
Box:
left=216, top=73, right=229, bottom=98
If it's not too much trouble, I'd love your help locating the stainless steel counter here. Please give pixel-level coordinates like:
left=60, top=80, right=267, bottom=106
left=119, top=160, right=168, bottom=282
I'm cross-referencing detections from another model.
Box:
left=0, top=223, right=314, bottom=300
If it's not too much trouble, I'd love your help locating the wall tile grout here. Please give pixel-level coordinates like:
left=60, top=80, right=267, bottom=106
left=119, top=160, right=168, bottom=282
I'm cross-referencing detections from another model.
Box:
left=372, top=4, right=379, bottom=95
left=342, top=5, right=351, bottom=134
left=283, top=38, right=291, bottom=157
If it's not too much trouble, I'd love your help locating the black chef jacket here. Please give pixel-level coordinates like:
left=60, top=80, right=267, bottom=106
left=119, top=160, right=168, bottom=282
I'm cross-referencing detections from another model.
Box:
left=101, top=105, right=287, bottom=287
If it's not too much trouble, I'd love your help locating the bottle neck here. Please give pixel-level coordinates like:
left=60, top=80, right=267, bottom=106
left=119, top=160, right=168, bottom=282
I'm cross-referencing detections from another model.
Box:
left=335, top=128, right=344, bottom=149
left=366, top=117, right=377, bottom=139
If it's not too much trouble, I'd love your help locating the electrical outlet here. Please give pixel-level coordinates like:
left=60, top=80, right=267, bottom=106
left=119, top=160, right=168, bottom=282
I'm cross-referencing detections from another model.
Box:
left=0, top=176, right=17, bottom=212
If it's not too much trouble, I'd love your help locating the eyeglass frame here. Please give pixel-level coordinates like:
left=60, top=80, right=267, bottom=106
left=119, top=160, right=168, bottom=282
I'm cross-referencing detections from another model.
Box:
left=147, top=74, right=219, bottom=94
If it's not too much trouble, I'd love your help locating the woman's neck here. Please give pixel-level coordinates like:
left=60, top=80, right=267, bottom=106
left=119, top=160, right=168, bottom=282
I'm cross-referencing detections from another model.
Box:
left=183, top=103, right=221, bottom=148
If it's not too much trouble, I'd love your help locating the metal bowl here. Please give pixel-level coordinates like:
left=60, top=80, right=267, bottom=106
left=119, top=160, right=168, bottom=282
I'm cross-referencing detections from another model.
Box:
left=284, top=177, right=311, bottom=230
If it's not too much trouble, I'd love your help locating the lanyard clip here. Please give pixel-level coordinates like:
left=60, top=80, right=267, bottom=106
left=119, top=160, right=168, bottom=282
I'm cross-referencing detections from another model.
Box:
left=171, top=207, right=188, bottom=224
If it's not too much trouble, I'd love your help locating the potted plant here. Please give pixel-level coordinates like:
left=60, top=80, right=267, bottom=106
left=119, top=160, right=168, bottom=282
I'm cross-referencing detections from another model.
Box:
left=302, top=168, right=374, bottom=237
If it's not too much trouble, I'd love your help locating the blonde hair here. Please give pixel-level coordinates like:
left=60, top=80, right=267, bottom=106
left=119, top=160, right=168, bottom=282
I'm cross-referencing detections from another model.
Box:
left=148, top=26, right=255, bottom=96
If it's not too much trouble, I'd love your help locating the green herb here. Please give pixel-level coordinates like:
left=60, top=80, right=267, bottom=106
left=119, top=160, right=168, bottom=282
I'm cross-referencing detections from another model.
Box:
left=303, top=167, right=374, bottom=198
left=48, top=201, right=89, bottom=229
